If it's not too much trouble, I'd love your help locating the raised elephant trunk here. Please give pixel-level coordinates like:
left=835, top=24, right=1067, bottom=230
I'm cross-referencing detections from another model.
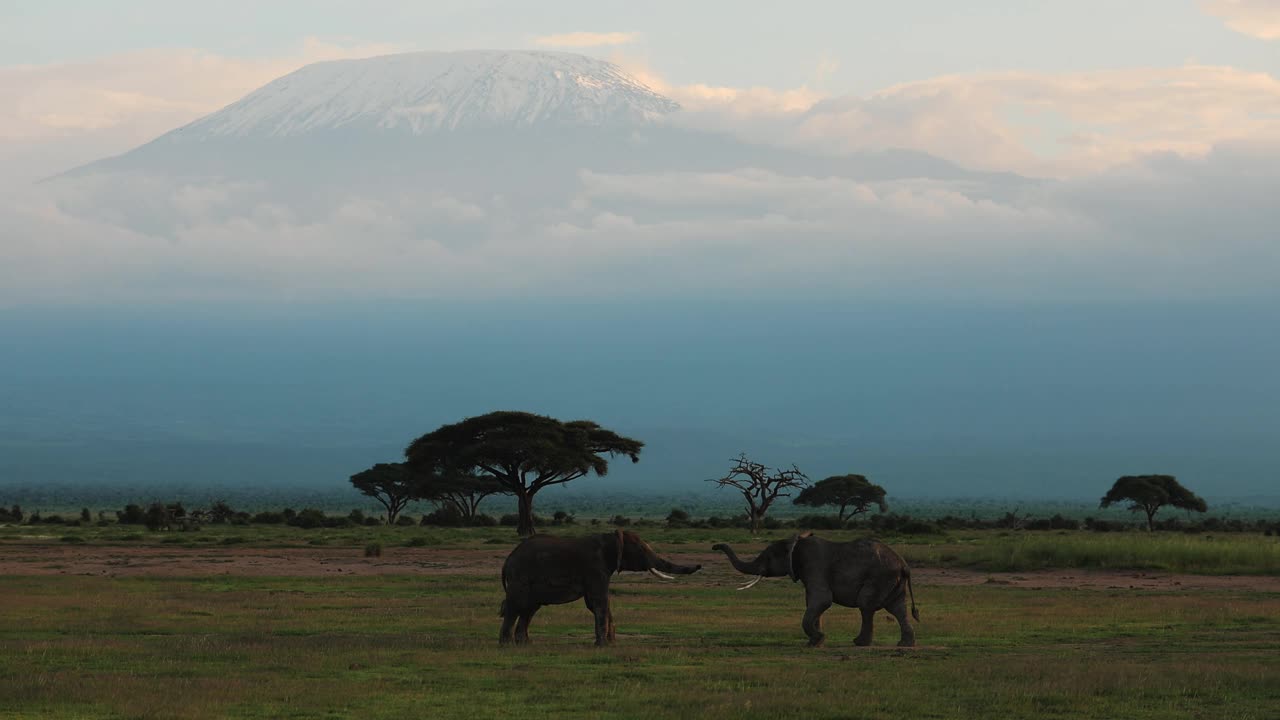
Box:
left=712, top=543, right=765, bottom=575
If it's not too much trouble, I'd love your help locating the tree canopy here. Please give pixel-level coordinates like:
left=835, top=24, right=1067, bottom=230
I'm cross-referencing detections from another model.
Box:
left=405, top=411, right=643, bottom=535
left=707, top=454, right=809, bottom=534
left=349, top=463, right=424, bottom=524
left=793, top=474, right=887, bottom=526
left=1099, top=474, right=1207, bottom=531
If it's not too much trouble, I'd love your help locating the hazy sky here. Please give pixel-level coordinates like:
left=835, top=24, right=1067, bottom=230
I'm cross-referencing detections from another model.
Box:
left=1, top=1, right=1278, bottom=302
left=2, top=2, right=1278, bottom=496
left=4, top=0, right=1280, bottom=183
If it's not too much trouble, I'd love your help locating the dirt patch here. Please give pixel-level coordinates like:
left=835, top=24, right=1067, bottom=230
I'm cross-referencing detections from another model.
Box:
left=1, top=545, right=1278, bottom=592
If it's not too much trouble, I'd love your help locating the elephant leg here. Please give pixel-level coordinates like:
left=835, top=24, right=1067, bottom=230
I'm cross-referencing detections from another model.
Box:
left=514, top=607, right=538, bottom=645
left=888, top=595, right=916, bottom=647
left=802, top=588, right=833, bottom=648
left=586, top=591, right=612, bottom=646
left=854, top=607, right=876, bottom=646
left=499, top=608, right=518, bottom=645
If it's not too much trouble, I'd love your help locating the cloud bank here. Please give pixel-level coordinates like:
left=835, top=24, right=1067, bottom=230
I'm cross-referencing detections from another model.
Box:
left=2, top=44, right=1278, bottom=306
left=1202, top=0, right=1280, bottom=39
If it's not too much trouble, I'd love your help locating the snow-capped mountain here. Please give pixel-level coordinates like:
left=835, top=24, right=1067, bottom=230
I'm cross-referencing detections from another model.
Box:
left=159, top=50, right=679, bottom=141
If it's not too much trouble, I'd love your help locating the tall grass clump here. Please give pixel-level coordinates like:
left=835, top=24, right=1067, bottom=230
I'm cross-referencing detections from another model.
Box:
left=970, top=533, right=1280, bottom=574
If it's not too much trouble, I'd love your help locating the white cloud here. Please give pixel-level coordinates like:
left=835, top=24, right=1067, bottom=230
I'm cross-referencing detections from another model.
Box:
left=534, top=32, right=639, bottom=48
left=4, top=135, right=1276, bottom=305
left=0, top=38, right=400, bottom=185
left=1201, top=0, right=1280, bottom=39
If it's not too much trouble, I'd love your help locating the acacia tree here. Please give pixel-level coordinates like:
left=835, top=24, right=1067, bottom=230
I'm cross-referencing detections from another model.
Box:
left=349, top=463, right=423, bottom=525
left=1099, top=474, right=1207, bottom=531
left=426, top=471, right=504, bottom=522
left=707, top=454, right=809, bottom=534
left=405, top=411, right=643, bottom=536
left=793, top=474, right=888, bottom=527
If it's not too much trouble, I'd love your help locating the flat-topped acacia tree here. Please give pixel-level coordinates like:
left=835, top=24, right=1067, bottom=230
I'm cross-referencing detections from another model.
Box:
left=793, top=474, right=888, bottom=527
left=405, top=411, right=643, bottom=536
left=1099, top=474, right=1207, bottom=531
left=349, top=463, right=423, bottom=525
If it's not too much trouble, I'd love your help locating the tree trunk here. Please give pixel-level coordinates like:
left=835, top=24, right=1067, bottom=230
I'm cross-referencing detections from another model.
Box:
left=1146, top=507, right=1157, bottom=532
left=749, top=510, right=762, bottom=535
left=516, top=491, right=536, bottom=536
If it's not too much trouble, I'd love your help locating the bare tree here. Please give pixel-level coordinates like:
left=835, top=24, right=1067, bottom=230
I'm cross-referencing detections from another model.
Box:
left=707, top=454, right=809, bottom=534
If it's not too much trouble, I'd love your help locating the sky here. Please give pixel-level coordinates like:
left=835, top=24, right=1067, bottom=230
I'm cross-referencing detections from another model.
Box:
left=1, top=1, right=1278, bottom=497
left=3, top=0, right=1280, bottom=186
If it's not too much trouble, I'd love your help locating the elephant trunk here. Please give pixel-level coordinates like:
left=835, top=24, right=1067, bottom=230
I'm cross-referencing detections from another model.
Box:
left=648, top=552, right=701, bottom=577
left=712, top=543, right=765, bottom=575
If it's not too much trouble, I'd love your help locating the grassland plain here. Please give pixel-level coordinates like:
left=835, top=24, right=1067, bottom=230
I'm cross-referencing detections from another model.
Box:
left=1, top=528, right=1279, bottom=719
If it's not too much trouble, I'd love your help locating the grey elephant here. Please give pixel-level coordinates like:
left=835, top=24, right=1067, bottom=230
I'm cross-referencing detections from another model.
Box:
left=713, top=532, right=920, bottom=647
left=499, top=530, right=702, bottom=646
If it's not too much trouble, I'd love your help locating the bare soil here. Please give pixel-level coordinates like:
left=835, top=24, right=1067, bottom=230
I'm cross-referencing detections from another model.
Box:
left=2, top=544, right=1279, bottom=592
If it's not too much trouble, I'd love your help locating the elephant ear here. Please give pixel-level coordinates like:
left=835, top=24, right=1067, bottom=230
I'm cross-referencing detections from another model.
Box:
left=786, top=532, right=814, bottom=582
left=613, top=529, right=625, bottom=575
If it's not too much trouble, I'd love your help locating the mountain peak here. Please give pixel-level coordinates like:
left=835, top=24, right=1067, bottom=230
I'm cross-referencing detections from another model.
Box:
left=162, top=50, right=679, bottom=141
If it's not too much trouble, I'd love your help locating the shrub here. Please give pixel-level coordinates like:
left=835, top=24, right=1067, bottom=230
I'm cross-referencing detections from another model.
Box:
left=898, top=520, right=942, bottom=535
left=405, top=536, right=429, bottom=547
left=289, top=509, right=328, bottom=529
left=610, top=515, right=632, bottom=527
left=666, top=508, right=691, bottom=528
left=395, top=515, right=417, bottom=526
left=80, top=508, right=92, bottom=523
left=348, top=509, right=367, bottom=525
left=364, top=542, right=383, bottom=558
left=363, top=516, right=382, bottom=526
left=794, top=514, right=845, bottom=530
left=552, top=510, right=575, bottom=526
left=208, top=501, right=237, bottom=524
left=422, top=505, right=465, bottom=527
left=471, top=513, right=498, bottom=527
left=251, top=511, right=285, bottom=524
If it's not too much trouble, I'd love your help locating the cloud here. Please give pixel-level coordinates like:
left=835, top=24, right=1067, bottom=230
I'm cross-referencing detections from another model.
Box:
left=534, top=32, right=639, bottom=48
left=0, top=38, right=400, bottom=185
left=1201, top=0, right=1280, bottom=39
left=4, top=134, right=1277, bottom=305
left=685, top=65, right=1280, bottom=178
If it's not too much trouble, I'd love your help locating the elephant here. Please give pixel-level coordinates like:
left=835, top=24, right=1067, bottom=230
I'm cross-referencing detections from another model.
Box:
left=713, top=532, right=920, bottom=647
left=499, top=530, right=702, bottom=646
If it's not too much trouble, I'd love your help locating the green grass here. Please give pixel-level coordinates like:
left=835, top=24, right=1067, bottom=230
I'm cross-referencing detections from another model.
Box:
left=901, top=531, right=1280, bottom=575
left=1, top=570, right=1277, bottom=719
left=7, top=523, right=1280, bottom=575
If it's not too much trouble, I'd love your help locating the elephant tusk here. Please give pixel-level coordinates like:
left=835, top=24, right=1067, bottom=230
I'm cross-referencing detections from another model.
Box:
left=736, top=575, right=764, bottom=590
left=648, top=568, right=676, bottom=580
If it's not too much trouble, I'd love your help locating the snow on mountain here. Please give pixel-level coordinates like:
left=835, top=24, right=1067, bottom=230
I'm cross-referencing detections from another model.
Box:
left=160, top=50, right=679, bottom=141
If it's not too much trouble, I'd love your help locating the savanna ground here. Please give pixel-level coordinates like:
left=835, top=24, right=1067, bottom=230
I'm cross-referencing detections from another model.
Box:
left=2, top=524, right=1279, bottom=719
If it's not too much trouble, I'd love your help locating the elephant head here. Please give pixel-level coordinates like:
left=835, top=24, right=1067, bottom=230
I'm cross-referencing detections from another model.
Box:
left=610, top=530, right=702, bottom=579
left=712, top=532, right=812, bottom=589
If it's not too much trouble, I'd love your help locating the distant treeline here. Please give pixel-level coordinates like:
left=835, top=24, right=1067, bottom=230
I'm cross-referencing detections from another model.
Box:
left=3, top=502, right=1279, bottom=536
left=3, top=484, right=1279, bottom=521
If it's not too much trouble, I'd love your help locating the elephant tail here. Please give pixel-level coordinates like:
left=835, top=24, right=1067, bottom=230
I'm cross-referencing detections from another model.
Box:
left=906, top=569, right=920, bottom=622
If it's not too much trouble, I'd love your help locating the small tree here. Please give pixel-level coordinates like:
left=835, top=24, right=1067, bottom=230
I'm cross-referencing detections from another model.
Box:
left=1100, top=474, right=1207, bottom=531
left=422, top=471, right=504, bottom=522
left=406, top=411, right=643, bottom=536
left=793, top=474, right=888, bottom=527
left=349, top=463, right=424, bottom=525
left=707, top=454, right=809, bottom=534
